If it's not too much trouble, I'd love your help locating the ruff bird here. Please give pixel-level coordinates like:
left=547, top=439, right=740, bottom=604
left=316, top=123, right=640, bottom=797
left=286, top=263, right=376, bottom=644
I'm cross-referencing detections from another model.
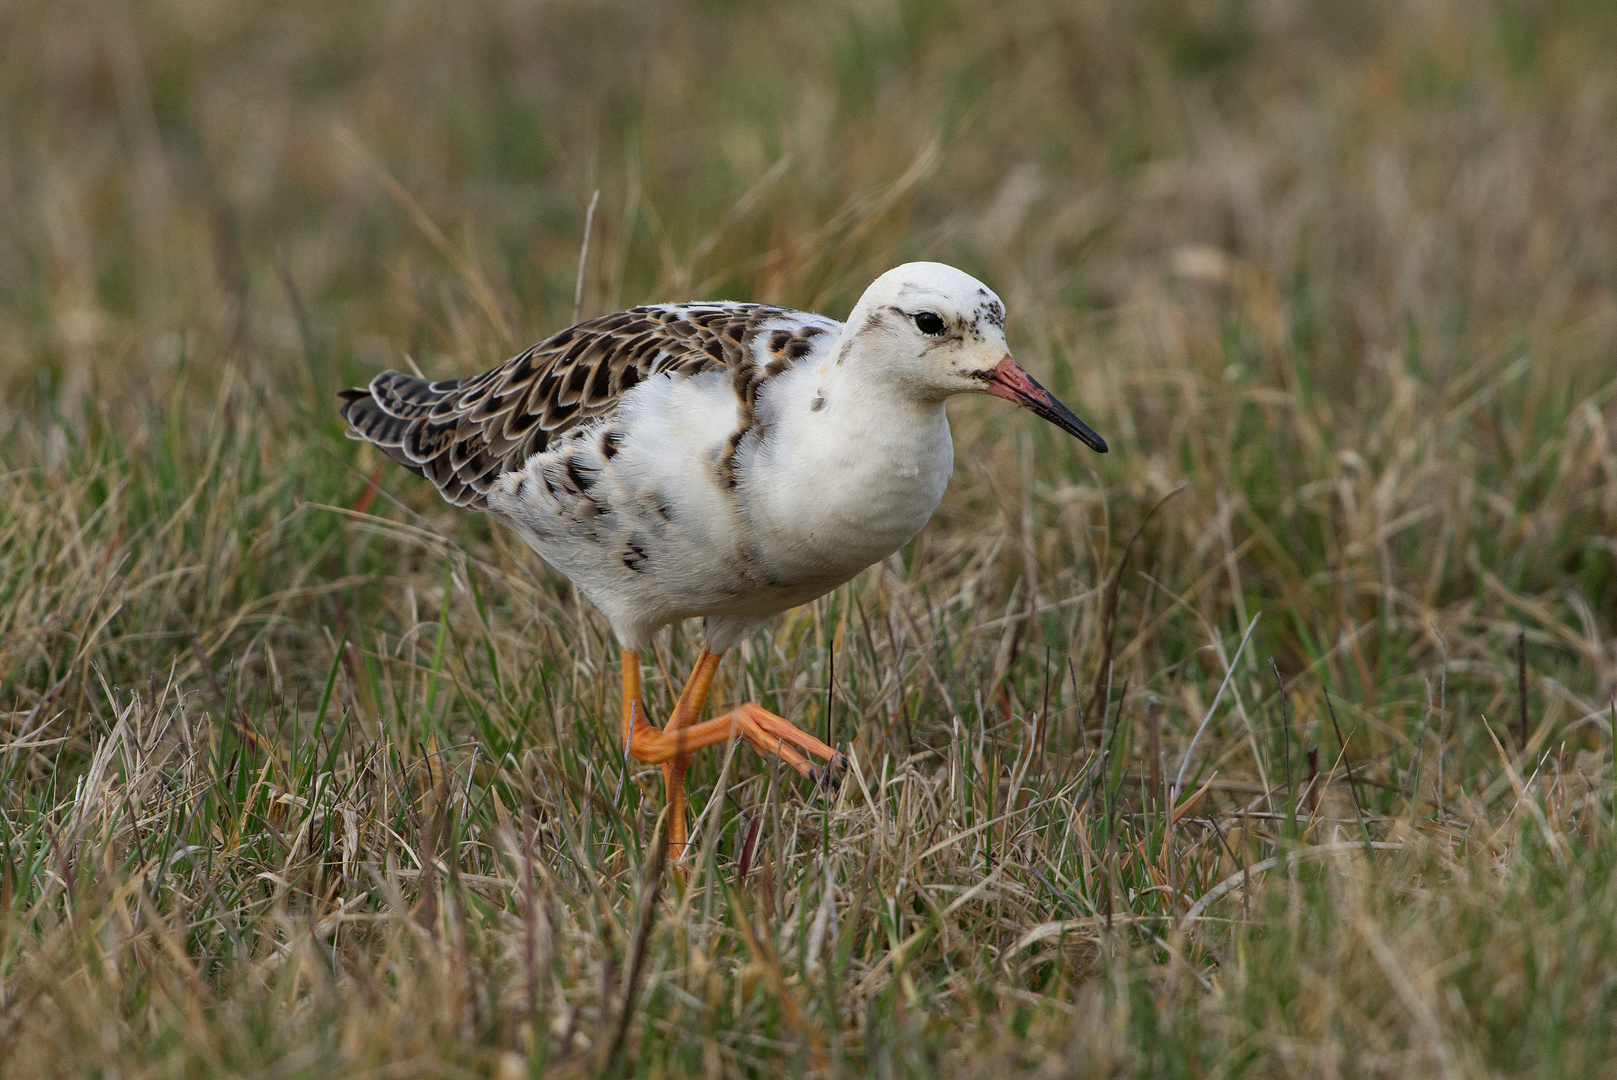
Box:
left=340, top=262, right=1106, bottom=858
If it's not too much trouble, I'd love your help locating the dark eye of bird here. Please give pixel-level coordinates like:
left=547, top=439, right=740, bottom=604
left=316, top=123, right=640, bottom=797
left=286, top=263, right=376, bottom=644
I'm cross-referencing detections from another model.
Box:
left=913, top=311, right=946, bottom=336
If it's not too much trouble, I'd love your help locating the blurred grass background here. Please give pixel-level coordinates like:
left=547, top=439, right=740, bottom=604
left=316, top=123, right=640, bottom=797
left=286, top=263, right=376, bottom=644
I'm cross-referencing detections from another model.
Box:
left=2, top=0, right=1617, bottom=1076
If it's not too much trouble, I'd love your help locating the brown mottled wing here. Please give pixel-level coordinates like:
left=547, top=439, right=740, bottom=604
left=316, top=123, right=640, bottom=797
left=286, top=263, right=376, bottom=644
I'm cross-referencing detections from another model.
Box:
left=338, top=303, right=804, bottom=509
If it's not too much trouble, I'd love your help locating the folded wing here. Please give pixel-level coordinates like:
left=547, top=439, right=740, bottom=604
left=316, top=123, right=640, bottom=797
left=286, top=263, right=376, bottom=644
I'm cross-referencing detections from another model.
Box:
left=339, top=302, right=818, bottom=508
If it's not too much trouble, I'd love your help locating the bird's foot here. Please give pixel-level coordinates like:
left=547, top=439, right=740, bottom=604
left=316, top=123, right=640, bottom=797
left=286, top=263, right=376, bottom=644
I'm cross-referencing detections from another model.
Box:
left=730, top=703, right=844, bottom=787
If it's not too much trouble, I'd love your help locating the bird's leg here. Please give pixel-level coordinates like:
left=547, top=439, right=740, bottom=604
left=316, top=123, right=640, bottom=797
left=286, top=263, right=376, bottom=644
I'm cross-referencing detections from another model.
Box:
left=620, top=648, right=725, bottom=860
left=618, top=650, right=847, bottom=861
left=619, top=650, right=643, bottom=752
left=659, top=648, right=723, bottom=858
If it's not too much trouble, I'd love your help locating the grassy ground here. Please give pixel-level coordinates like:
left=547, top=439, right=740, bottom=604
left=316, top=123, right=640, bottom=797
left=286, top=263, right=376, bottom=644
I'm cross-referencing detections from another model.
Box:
left=3, top=0, right=1617, bottom=1075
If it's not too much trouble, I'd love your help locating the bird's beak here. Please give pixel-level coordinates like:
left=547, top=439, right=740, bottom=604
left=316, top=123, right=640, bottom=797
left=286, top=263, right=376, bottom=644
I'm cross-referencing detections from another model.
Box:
left=982, top=356, right=1108, bottom=453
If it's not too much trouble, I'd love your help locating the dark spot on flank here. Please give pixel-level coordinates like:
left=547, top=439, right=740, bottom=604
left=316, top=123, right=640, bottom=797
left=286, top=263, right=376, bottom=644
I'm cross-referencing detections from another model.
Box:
left=770, top=329, right=792, bottom=353
left=601, top=428, right=623, bottom=459
left=810, top=394, right=826, bottom=412
left=786, top=337, right=813, bottom=359
left=656, top=502, right=674, bottom=522
left=565, top=456, right=593, bottom=492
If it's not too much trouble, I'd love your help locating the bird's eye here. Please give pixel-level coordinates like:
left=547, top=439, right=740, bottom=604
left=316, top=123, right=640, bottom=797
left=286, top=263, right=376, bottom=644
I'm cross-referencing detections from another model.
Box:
left=913, top=311, right=946, bottom=336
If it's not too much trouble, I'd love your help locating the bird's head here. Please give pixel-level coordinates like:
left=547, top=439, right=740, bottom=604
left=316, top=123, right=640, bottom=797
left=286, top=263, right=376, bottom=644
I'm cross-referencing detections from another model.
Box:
left=843, top=262, right=1107, bottom=452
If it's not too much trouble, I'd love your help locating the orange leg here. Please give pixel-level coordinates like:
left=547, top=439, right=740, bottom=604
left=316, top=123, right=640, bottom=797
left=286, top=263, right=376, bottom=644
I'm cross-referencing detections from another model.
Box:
left=619, top=649, right=846, bottom=861
left=660, top=648, right=722, bottom=858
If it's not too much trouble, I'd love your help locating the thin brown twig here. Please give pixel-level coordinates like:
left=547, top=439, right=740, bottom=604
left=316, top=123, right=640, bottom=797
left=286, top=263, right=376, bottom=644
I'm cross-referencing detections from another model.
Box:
left=604, top=811, right=669, bottom=1072
left=1323, top=691, right=1372, bottom=848
left=1518, top=628, right=1530, bottom=753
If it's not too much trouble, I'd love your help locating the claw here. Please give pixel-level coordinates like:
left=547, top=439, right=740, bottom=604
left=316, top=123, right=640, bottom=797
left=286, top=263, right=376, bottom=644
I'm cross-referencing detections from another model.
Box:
left=810, top=752, right=849, bottom=794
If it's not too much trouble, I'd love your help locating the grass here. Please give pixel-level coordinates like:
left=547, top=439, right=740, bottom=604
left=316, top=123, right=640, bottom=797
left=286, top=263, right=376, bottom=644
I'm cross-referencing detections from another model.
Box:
left=3, top=0, right=1617, bottom=1075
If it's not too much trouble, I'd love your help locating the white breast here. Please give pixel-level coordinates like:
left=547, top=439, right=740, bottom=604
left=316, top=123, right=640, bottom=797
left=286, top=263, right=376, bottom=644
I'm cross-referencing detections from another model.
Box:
left=738, top=363, right=954, bottom=585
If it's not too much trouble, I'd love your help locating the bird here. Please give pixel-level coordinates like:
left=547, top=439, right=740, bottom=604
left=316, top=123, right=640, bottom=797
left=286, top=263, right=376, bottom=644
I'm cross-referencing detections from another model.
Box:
left=339, top=262, right=1106, bottom=860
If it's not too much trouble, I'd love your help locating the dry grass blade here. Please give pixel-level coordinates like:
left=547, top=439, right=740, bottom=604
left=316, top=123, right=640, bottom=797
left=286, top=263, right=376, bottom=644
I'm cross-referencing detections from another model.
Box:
left=1173, top=612, right=1262, bottom=801
left=1180, top=842, right=1406, bottom=926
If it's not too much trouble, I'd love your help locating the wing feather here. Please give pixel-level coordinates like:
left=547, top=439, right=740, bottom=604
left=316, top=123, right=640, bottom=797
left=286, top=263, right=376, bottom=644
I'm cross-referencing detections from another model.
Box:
left=339, top=302, right=834, bottom=510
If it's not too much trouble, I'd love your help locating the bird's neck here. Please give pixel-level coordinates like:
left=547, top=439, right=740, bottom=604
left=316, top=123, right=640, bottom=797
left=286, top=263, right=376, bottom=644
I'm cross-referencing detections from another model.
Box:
left=821, top=330, right=950, bottom=411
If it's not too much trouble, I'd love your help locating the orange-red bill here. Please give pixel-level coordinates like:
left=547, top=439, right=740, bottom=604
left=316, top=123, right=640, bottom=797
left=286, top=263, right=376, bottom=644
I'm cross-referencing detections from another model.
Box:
left=983, top=356, right=1108, bottom=452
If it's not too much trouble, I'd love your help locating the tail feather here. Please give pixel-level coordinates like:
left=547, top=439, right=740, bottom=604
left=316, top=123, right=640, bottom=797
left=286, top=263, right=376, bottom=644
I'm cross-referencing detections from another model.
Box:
left=339, top=372, right=494, bottom=508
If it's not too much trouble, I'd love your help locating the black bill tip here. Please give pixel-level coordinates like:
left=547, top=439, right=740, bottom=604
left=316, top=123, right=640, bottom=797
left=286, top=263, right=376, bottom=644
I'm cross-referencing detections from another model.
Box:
left=1030, top=393, right=1108, bottom=453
